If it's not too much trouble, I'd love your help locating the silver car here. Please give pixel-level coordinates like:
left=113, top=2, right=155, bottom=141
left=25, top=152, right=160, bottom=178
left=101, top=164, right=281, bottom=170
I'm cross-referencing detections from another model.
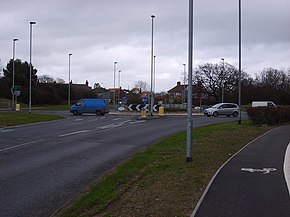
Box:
left=204, top=103, right=239, bottom=117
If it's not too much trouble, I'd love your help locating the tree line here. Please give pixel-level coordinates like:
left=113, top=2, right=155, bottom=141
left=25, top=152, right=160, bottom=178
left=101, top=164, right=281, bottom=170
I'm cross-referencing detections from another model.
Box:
left=194, top=63, right=290, bottom=105
left=1, top=58, right=289, bottom=106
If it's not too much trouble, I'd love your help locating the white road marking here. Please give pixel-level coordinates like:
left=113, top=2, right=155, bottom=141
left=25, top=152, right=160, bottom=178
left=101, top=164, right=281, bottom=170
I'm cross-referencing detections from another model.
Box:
left=241, top=168, right=277, bottom=174
left=59, top=130, right=91, bottom=137
left=113, top=118, right=123, bottom=121
left=98, top=124, right=115, bottom=129
left=284, top=142, right=290, bottom=196
left=0, top=139, right=45, bottom=152
left=129, top=120, right=146, bottom=124
left=1, top=129, right=15, bottom=133
left=87, top=119, right=100, bottom=122
left=98, top=120, right=131, bottom=129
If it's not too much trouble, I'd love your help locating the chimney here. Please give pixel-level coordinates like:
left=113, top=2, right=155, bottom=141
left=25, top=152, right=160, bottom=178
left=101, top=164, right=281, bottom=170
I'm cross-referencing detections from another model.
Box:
left=177, top=81, right=181, bottom=86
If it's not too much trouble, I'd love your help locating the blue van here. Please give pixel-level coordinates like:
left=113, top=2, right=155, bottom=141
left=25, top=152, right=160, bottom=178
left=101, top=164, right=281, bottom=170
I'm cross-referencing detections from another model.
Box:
left=70, top=99, right=109, bottom=116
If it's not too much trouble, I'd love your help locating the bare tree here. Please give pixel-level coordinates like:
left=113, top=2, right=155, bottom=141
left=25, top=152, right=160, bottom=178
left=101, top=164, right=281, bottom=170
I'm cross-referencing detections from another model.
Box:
left=134, top=80, right=150, bottom=92
left=194, top=63, right=239, bottom=101
left=256, top=67, right=286, bottom=89
left=38, top=74, right=55, bottom=83
left=56, top=78, right=65, bottom=84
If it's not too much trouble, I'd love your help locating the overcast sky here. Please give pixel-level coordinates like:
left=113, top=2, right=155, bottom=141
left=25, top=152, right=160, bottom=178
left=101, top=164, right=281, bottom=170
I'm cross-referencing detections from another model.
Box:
left=1, top=0, right=289, bottom=92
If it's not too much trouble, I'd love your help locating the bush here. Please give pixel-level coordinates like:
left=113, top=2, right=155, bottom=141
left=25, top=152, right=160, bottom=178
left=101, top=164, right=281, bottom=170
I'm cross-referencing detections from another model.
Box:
left=165, top=107, right=187, bottom=113
left=246, top=106, right=290, bottom=125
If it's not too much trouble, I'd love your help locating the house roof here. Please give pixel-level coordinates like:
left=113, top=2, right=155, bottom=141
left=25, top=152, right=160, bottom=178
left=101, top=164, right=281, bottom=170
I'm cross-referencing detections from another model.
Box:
left=168, top=81, right=206, bottom=93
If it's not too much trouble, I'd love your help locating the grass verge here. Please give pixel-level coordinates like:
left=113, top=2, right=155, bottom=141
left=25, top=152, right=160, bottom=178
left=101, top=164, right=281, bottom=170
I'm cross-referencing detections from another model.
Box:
left=0, top=112, right=64, bottom=127
left=34, top=105, right=69, bottom=110
left=57, top=121, right=272, bottom=217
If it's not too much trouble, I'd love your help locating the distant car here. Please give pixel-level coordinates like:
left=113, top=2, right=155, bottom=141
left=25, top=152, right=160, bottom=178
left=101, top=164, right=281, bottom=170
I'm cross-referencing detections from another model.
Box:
left=251, top=101, right=276, bottom=107
left=70, top=98, right=109, bottom=116
left=204, top=103, right=239, bottom=117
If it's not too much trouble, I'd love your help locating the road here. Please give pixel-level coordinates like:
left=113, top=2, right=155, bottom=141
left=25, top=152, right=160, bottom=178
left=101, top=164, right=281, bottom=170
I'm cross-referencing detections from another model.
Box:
left=0, top=112, right=236, bottom=217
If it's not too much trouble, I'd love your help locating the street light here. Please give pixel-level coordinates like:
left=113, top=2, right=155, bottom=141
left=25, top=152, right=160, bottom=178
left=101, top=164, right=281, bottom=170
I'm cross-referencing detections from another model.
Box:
left=68, top=53, right=72, bottom=108
left=113, top=61, right=118, bottom=105
left=118, top=70, right=121, bottom=104
left=150, top=15, right=155, bottom=116
left=238, top=0, right=242, bottom=124
left=221, top=58, right=225, bottom=103
left=186, top=0, right=194, bottom=162
left=153, top=55, right=156, bottom=93
left=29, top=21, right=36, bottom=114
left=182, top=63, right=186, bottom=105
left=12, top=38, right=18, bottom=110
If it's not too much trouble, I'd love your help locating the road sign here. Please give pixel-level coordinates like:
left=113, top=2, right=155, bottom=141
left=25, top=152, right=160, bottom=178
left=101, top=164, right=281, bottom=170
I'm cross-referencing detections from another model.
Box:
left=128, top=104, right=159, bottom=112
left=13, top=85, right=21, bottom=96
left=142, top=98, right=148, bottom=103
left=122, top=96, right=127, bottom=103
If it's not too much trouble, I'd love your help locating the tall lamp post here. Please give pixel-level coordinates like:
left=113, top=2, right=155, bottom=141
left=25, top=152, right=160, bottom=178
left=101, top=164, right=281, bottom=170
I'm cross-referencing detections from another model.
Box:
left=221, top=58, right=225, bottom=103
left=12, top=38, right=18, bottom=110
left=238, top=0, right=242, bottom=124
left=113, top=61, right=118, bottom=105
left=118, top=70, right=121, bottom=104
left=186, top=0, right=194, bottom=162
left=153, top=55, right=156, bottom=93
left=68, top=53, right=72, bottom=108
left=150, top=15, right=155, bottom=116
left=29, top=21, right=36, bottom=114
left=182, top=63, right=186, bottom=105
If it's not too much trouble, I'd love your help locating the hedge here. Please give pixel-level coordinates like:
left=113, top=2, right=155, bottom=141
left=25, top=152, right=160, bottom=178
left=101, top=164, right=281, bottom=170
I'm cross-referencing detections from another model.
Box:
left=246, top=106, right=290, bottom=125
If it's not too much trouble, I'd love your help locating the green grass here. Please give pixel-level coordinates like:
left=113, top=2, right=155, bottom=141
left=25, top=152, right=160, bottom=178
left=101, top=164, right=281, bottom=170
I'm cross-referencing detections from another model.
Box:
left=0, top=98, right=11, bottom=108
left=57, top=121, right=273, bottom=217
left=0, top=112, right=64, bottom=127
left=35, top=105, right=69, bottom=110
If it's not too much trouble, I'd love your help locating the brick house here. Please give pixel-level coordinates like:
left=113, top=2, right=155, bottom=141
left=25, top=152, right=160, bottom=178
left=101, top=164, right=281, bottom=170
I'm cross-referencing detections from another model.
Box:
left=167, top=81, right=207, bottom=105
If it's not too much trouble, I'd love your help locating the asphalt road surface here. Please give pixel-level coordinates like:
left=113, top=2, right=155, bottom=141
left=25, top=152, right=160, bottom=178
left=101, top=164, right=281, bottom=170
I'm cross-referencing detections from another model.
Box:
left=192, top=124, right=290, bottom=217
left=0, top=112, right=237, bottom=217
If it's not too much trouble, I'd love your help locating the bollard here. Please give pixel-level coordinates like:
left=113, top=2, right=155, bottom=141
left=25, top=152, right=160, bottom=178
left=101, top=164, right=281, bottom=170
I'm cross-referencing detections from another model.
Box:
left=141, top=110, right=147, bottom=118
left=16, top=104, right=21, bottom=111
left=159, top=107, right=164, bottom=116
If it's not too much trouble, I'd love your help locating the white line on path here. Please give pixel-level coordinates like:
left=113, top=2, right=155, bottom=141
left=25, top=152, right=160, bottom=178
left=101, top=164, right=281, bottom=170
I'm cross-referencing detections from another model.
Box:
left=59, top=130, right=91, bottom=137
left=0, top=139, right=45, bottom=152
left=284, top=142, right=290, bottom=196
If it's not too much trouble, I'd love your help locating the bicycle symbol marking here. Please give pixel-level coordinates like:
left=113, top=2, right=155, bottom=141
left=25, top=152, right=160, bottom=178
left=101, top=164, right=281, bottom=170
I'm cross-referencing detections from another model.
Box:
left=241, top=168, right=277, bottom=174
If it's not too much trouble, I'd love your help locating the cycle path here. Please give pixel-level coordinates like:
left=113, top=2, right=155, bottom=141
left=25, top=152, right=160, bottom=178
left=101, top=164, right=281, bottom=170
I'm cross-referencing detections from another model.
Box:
left=192, top=124, right=290, bottom=217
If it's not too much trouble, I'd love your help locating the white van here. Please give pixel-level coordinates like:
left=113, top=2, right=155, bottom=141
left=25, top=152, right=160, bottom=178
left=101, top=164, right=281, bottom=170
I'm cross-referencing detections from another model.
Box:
left=251, top=101, right=276, bottom=107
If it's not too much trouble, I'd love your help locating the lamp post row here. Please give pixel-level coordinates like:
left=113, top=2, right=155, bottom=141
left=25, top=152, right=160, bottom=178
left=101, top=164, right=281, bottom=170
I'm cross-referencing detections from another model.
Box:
left=11, top=22, right=35, bottom=112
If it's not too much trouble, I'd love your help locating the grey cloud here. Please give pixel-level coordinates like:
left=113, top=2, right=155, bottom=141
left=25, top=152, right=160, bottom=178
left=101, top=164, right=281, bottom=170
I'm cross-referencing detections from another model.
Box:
left=0, top=0, right=289, bottom=92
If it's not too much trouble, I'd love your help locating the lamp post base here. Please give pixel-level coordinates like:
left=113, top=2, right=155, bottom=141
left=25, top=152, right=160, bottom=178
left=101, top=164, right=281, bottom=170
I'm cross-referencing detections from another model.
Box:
left=186, top=157, right=193, bottom=162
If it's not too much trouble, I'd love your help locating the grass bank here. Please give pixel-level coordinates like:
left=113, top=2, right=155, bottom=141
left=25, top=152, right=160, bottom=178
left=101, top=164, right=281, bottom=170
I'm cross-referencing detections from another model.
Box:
left=0, top=112, right=64, bottom=127
left=57, top=121, right=272, bottom=217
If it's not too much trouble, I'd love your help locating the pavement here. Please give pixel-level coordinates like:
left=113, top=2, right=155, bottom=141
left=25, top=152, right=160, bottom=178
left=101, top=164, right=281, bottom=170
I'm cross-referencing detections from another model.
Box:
left=191, top=124, right=290, bottom=217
